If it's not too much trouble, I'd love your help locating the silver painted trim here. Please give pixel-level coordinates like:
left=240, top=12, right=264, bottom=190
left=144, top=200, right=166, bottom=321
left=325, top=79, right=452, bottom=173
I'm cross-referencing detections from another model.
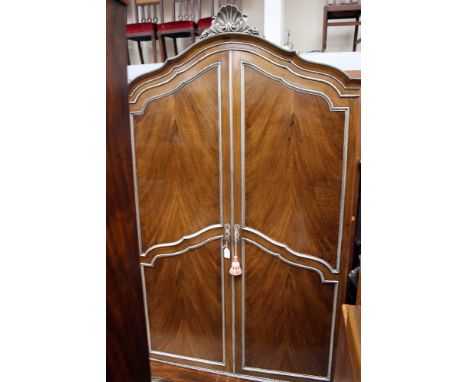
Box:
left=131, top=63, right=220, bottom=114
left=240, top=50, right=357, bottom=98
left=336, top=110, right=349, bottom=274
left=218, top=64, right=224, bottom=226
left=150, top=350, right=224, bottom=366
left=141, top=236, right=222, bottom=267
left=327, top=284, right=339, bottom=380
left=243, top=227, right=336, bottom=274
left=240, top=60, right=245, bottom=228
left=220, top=230, right=227, bottom=365
left=129, top=116, right=143, bottom=255
left=140, top=267, right=152, bottom=352
left=150, top=358, right=291, bottom=382
left=129, top=41, right=360, bottom=98
left=243, top=62, right=348, bottom=111
left=241, top=239, right=246, bottom=370
left=228, top=50, right=237, bottom=373
left=131, top=47, right=357, bottom=104
left=130, top=55, right=219, bottom=103
left=241, top=62, right=350, bottom=273
left=141, top=224, right=222, bottom=257
left=242, top=239, right=337, bottom=284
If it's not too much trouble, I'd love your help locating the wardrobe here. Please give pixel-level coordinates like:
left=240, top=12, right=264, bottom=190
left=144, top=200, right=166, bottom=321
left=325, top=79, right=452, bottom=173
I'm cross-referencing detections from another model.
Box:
left=127, top=8, right=360, bottom=381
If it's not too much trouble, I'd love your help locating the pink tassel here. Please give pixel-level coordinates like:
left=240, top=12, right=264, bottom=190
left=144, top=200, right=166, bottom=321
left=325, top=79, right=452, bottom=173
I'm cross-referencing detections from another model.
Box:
left=229, top=255, right=242, bottom=276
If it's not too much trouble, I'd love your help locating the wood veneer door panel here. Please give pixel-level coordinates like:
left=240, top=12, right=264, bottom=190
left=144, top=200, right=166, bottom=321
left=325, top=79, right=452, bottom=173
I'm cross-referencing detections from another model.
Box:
left=242, top=66, right=346, bottom=270
left=144, top=240, right=225, bottom=362
left=234, top=60, right=353, bottom=381
left=242, top=242, right=337, bottom=377
left=133, top=67, right=222, bottom=251
left=133, top=65, right=230, bottom=368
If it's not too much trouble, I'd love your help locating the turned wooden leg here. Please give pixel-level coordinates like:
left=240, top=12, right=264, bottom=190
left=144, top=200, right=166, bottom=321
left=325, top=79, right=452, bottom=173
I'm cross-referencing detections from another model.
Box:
left=151, top=33, right=158, bottom=63
left=127, top=41, right=130, bottom=65
left=353, top=16, right=360, bottom=52
left=158, top=35, right=167, bottom=62
left=137, top=41, right=144, bottom=64
left=322, top=6, right=328, bottom=52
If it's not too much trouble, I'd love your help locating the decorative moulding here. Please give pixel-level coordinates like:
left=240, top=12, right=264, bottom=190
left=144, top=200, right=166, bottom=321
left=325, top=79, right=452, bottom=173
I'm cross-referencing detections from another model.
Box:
left=200, top=4, right=263, bottom=39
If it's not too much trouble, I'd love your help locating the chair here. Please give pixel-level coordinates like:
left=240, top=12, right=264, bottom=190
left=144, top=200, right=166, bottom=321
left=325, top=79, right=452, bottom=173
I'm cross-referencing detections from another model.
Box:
left=322, top=0, right=361, bottom=52
left=158, top=0, right=197, bottom=58
left=195, top=0, right=214, bottom=36
left=126, top=0, right=164, bottom=64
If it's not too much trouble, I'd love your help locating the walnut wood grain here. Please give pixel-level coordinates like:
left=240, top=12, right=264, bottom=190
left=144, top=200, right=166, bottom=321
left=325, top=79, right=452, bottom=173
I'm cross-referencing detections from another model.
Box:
left=128, top=34, right=361, bottom=382
left=243, top=243, right=336, bottom=376
left=243, top=65, right=345, bottom=269
left=144, top=240, right=224, bottom=362
left=134, top=67, right=221, bottom=251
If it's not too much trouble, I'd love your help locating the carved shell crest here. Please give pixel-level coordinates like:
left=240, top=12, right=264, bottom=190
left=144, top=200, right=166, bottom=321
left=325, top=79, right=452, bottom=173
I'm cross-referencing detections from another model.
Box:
left=200, top=5, right=263, bottom=39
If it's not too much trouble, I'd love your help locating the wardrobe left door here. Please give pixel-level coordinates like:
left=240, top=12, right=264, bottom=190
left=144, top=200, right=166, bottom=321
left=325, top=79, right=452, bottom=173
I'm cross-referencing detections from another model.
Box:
left=130, top=61, right=232, bottom=372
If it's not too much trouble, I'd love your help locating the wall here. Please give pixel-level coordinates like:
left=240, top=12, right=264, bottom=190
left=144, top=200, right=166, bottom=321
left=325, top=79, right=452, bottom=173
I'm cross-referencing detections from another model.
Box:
left=127, top=0, right=359, bottom=65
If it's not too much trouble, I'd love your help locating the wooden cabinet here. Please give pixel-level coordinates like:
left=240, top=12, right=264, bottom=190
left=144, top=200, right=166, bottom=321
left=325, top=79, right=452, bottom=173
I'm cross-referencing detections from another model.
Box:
left=128, top=25, right=360, bottom=382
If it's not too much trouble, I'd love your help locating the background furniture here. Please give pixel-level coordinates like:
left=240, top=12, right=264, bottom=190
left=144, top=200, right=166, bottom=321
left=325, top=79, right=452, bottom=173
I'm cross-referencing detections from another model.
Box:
left=196, top=0, right=216, bottom=36
left=127, top=7, right=360, bottom=380
left=158, top=0, right=197, bottom=58
left=126, top=0, right=163, bottom=64
left=322, top=0, right=361, bottom=52
left=106, top=0, right=152, bottom=381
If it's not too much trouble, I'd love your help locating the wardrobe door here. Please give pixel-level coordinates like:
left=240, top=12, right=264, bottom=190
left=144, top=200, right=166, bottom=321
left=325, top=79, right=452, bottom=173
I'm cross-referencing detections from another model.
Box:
left=130, top=62, right=232, bottom=371
left=232, top=55, right=358, bottom=382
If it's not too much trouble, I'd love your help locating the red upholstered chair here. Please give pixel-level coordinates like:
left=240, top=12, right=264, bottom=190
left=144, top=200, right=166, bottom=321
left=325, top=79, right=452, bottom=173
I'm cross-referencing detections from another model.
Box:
left=158, top=0, right=197, bottom=58
left=126, top=0, right=163, bottom=64
left=196, top=16, right=213, bottom=35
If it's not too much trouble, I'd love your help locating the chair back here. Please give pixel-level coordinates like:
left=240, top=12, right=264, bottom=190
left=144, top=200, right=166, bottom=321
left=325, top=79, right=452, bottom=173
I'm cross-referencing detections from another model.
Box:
left=134, top=0, right=163, bottom=23
left=173, top=0, right=202, bottom=21
left=217, top=0, right=242, bottom=11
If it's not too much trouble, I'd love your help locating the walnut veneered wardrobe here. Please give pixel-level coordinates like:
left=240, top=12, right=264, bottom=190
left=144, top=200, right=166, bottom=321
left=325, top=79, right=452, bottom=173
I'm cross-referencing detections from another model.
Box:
left=127, top=9, right=360, bottom=382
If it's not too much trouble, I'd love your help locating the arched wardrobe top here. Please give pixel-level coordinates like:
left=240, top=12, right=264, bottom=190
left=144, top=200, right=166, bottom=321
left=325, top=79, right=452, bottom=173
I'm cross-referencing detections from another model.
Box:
left=128, top=33, right=361, bottom=113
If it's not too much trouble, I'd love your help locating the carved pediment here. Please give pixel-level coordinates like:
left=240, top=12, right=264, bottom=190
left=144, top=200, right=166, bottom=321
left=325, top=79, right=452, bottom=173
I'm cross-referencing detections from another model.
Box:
left=200, top=4, right=263, bottom=39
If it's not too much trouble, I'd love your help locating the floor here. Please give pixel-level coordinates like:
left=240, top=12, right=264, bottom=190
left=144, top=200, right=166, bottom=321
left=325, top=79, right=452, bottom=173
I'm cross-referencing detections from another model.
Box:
left=150, top=361, right=252, bottom=382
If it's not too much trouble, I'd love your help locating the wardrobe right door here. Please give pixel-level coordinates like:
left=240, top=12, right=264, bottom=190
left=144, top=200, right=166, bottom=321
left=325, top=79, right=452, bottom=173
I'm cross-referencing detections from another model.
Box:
left=233, top=52, right=360, bottom=382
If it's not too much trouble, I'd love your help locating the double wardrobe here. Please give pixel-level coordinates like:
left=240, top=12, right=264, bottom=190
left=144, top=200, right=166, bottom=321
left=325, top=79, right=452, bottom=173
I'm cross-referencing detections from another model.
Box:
left=126, top=14, right=360, bottom=382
